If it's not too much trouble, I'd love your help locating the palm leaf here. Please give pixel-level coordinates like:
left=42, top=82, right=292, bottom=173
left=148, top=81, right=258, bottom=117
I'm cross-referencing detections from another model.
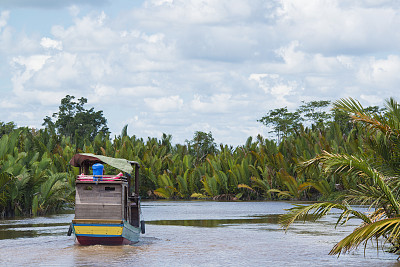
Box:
left=279, top=202, right=371, bottom=231
left=238, top=183, right=255, bottom=191
left=334, top=97, right=398, bottom=137
left=300, top=151, right=400, bottom=215
left=330, top=217, right=400, bottom=255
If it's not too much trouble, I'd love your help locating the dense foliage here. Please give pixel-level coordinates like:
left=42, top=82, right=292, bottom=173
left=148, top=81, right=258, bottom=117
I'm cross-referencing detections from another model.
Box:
left=1, top=92, right=397, bottom=254
left=0, top=98, right=355, bottom=217
left=3, top=95, right=400, bottom=258
left=281, top=97, right=400, bottom=256
left=43, top=95, right=109, bottom=143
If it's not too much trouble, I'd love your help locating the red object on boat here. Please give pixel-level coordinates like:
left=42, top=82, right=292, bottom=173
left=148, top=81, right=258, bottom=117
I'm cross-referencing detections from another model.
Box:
left=76, top=175, right=122, bottom=181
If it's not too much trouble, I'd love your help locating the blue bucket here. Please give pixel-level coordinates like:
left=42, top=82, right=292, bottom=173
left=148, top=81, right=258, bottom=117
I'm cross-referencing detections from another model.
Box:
left=92, top=163, right=104, bottom=181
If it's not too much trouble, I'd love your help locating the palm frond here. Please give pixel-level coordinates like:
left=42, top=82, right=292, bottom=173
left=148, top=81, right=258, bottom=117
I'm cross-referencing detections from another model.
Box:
left=300, top=151, right=400, bottom=215
left=334, top=97, right=398, bottom=137
left=333, top=98, right=365, bottom=114
left=330, top=217, right=400, bottom=255
left=344, top=185, right=384, bottom=207
left=279, top=202, right=371, bottom=231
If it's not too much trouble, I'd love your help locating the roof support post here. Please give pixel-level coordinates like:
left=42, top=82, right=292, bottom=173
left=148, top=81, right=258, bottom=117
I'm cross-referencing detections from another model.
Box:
left=134, top=163, right=139, bottom=198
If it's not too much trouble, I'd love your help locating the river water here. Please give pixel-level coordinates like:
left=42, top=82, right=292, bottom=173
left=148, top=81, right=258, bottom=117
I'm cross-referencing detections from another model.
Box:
left=0, top=201, right=399, bottom=266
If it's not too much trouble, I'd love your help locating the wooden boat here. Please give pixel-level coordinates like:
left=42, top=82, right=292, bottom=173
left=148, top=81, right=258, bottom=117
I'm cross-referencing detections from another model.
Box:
left=67, top=153, right=144, bottom=245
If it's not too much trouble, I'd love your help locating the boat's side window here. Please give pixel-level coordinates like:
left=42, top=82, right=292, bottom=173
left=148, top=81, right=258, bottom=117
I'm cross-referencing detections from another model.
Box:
left=84, top=186, right=93, bottom=190
left=105, top=187, right=115, bottom=191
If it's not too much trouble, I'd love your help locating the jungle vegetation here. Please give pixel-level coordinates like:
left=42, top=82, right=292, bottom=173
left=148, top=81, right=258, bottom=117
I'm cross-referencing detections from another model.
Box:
left=2, top=94, right=399, bottom=259
left=0, top=96, right=369, bottom=216
left=280, top=97, right=400, bottom=256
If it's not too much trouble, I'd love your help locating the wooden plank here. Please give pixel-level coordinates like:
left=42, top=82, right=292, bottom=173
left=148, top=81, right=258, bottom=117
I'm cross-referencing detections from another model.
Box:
left=76, top=184, right=123, bottom=205
left=75, top=181, right=125, bottom=220
left=73, top=219, right=123, bottom=224
left=77, top=194, right=121, bottom=204
left=75, top=203, right=122, bottom=220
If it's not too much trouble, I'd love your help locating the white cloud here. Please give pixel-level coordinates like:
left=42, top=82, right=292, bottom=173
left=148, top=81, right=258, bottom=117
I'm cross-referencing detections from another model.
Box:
left=10, top=111, right=34, bottom=120
left=190, top=94, right=248, bottom=114
left=0, top=99, right=18, bottom=109
left=275, top=41, right=305, bottom=69
left=12, top=54, right=49, bottom=72
left=357, top=55, right=400, bottom=87
left=144, top=95, right=183, bottom=112
left=0, top=10, right=9, bottom=30
left=91, top=84, right=117, bottom=104
left=276, top=0, right=400, bottom=55
left=1, top=1, right=400, bottom=145
left=51, top=12, right=118, bottom=52
left=142, top=0, right=253, bottom=24
left=120, top=86, right=163, bottom=97
left=35, top=91, right=67, bottom=106
left=249, top=73, right=299, bottom=106
left=10, top=54, right=51, bottom=98
left=360, top=94, right=383, bottom=106
left=336, top=55, right=354, bottom=69
left=68, top=5, right=80, bottom=17
left=30, top=52, right=78, bottom=88
left=0, top=0, right=108, bottom=8
left=40, top=37, right=62, bottom=50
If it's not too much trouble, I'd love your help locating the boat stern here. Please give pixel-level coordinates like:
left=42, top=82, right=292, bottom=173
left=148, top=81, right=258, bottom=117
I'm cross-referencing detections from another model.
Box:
left=72, top=219, right=138, bottom=245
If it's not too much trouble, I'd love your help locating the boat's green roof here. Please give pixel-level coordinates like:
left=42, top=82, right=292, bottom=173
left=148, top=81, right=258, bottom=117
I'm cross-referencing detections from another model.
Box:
left=69, top=153, right=136, bottom=173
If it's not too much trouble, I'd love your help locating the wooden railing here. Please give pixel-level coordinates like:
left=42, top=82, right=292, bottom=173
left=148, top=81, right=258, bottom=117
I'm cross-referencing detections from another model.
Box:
left=76, top=174, right=128, bottom=182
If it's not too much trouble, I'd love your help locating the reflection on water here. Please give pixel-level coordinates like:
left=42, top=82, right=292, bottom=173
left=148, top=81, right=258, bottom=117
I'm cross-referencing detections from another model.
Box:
left=0, top=201, right=399, bottom=266
left=0, top=222, right=70, bottom=239
left=147, top=214, right=280, bottom=227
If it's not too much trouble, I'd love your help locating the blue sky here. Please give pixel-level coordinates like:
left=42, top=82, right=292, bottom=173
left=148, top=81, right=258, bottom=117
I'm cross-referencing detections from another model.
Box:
left=1, top=0, right=400, bottom=146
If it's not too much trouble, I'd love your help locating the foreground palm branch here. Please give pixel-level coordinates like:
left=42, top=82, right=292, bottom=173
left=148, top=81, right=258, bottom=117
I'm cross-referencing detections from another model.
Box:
left=279, top=202, right=400, bottom=255
left=279, top=202, right=371, bottom=231
left=281, top=97, right=400, bottom=257
left=330, top=217, right=400, bottom=255
left=290, top=151, right=400, bottom=255
left=333, top=98, right=398, bottom=136
left=301, top=151, right=400, bottom=216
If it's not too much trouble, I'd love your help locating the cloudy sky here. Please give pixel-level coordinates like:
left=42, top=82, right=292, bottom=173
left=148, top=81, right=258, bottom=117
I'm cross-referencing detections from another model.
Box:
left=0, top=0, right=399, bottom=146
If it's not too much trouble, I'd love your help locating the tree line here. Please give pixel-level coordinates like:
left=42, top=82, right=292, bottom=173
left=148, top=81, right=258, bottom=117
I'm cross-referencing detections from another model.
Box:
left=0, top=96, right=390, bottom=217
left=3, top=94, right=400, bottom=256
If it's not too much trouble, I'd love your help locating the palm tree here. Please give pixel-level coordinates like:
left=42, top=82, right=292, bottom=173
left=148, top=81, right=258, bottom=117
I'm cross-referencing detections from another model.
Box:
left=280, top=97, right=400, bottom=256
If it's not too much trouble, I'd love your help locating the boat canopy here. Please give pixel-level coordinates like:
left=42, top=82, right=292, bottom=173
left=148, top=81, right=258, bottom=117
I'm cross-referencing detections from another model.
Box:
left=69, top=153, right=136, bottom=173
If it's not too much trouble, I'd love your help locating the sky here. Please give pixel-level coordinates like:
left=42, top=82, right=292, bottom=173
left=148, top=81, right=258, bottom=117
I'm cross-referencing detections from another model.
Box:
left=0, top=0, right=400, bottom=146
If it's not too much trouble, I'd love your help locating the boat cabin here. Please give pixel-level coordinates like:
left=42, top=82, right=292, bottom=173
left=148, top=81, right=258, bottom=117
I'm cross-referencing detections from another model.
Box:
left=70, top=153, right=141, bottom=228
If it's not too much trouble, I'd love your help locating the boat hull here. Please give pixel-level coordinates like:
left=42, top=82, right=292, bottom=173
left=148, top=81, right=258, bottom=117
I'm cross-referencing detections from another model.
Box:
left=72, top=219, right=140, bottom=245
left=76, top=236, right=131, bottom=245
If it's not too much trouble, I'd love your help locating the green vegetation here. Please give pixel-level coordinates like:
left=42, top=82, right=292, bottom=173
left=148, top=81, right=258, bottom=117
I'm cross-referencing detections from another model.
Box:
left=2, top=92, right=400, bottom=264
left=0, top=96, right=366, bottom=217
left=0, top=128, right=76, bottom=217
left=280, top=97, right=400, bottom=256
left=43, top=95, right=109, bottom=144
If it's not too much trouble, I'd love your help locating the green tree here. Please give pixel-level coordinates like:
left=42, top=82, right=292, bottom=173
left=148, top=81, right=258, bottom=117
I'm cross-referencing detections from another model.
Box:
left=331, top=108, right=352, bottom=134
left=0, top=121, right=16, bottom=137
left=187, top=131, right=217, bottom=164
left=258, top=107, right=301, bottom=142
left=297, top=100, right=331, bottom=128
left=43, top=95, right=109, bottom=143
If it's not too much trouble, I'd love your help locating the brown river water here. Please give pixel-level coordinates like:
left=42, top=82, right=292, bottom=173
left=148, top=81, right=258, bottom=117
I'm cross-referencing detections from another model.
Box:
left=1, top=201, right=400, bottom=266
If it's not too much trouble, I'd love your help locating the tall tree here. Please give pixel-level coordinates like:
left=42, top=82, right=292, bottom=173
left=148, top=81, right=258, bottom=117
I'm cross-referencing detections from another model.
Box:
left=258, top=107, right=301, bottom=142
left=0, top=121, right=16, bottom=137
left=297, top=100, right=331, bottom=128
left=43, top=95, right=109, bottom=143
left=187, top=131, right=217, bottom=164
